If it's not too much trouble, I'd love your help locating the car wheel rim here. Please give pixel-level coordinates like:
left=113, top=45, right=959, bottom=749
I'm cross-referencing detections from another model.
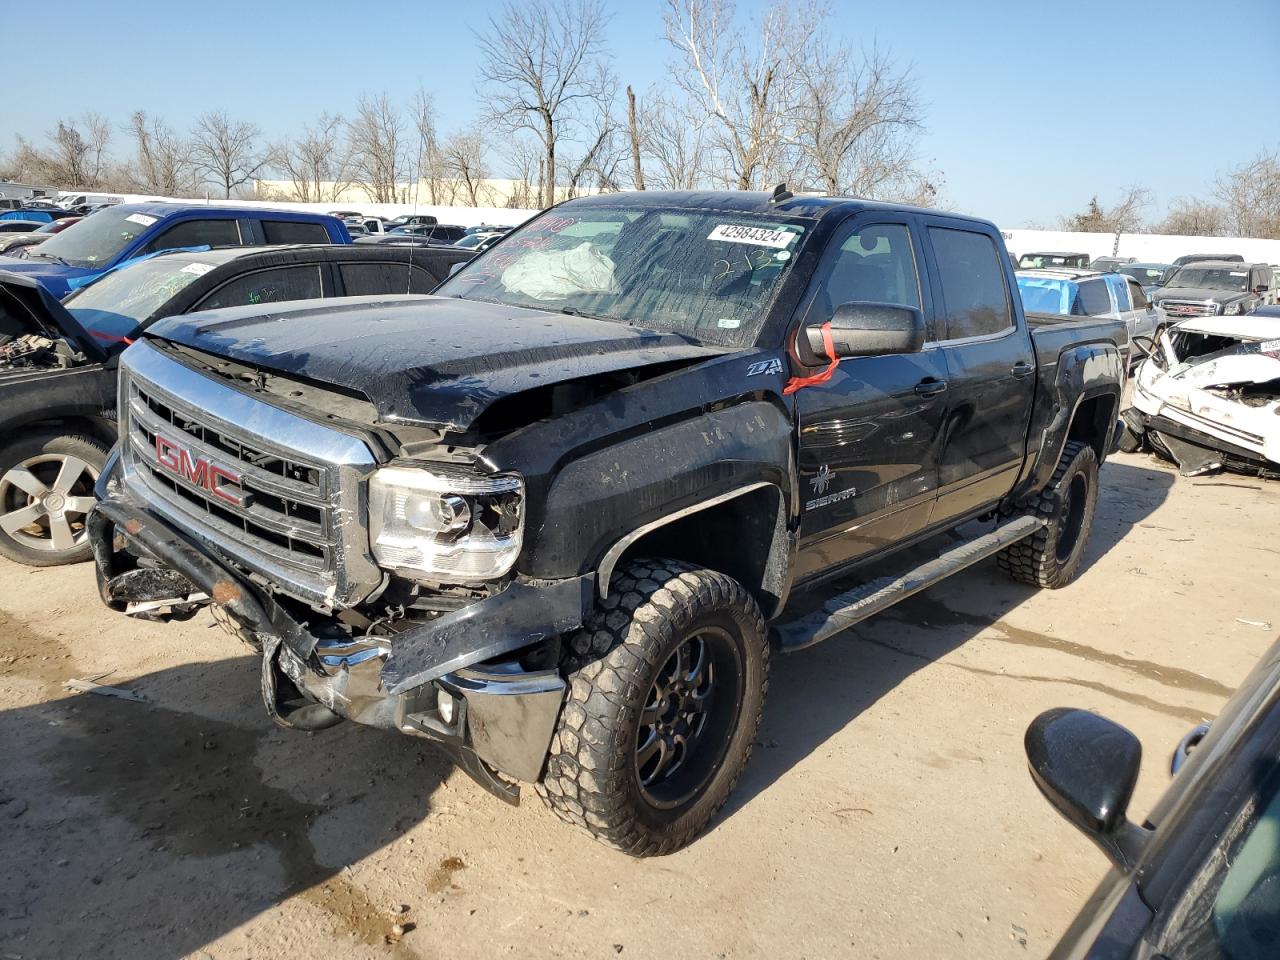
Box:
left=635, top=625, right=744, bottom=811
left=0, top=453, right=99, bottom=552
left=1055, top=472, right=1089, bottom=563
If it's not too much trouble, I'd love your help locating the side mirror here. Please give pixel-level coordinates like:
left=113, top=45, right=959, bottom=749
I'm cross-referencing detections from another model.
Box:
left=1254, top=285, right=1269, bottom=295
left=1025, top=708, right=1150, bottom=871
left=806, top=302, right=924, bottom=360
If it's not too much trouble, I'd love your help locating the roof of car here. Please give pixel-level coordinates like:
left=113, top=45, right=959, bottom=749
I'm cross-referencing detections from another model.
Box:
left=1175, top=259, right=1265, bottom=269
left=1125, top=262, right=1174, bottom=269
left=1020, top=251, right=1090, bottom=257
left=113, top=201, right=340, bottom=220
left=560, top=189, right=994, bottom=226
left=1173, top=314, right=1280, bottom=339
left=1016, top=268, right=1104, bottom=281
left=146, top=244, right=472, bottom=269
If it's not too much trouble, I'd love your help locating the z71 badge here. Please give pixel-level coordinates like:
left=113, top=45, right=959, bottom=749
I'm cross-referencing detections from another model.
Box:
left=746, top=358, right=784, bottom=377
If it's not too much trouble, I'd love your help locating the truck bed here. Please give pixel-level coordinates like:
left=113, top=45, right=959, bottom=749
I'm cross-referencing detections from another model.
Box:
left=1027, top=310, right=1128, bottom=365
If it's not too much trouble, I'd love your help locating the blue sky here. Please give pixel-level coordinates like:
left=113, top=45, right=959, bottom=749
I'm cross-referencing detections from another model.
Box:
left=9, top=0, right=1276, bottom=226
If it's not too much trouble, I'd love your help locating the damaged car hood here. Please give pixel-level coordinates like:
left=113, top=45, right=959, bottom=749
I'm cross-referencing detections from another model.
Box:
left=145, top=295, right=730, bottom=431
left=0, top=269, right=106, bottom=362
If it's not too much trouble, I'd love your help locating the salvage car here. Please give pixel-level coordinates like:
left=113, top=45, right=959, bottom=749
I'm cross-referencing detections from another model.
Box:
left=88, top=190, right=1127, bottom=855
left=1019, top=251, right=1091, bottom=270
left=1017, top=268, right=1156, bottom=363
left=1122, top=313, right=1280, bottom=477
left=1118, top=261, right=1177, bottom=295
left=0, top=203, right=352, bottom=298
left=1153, top=261, right=1274, bottom=319
left=0, top=243, right=470, bottom=565
left=1024, top=632, right=1280, bottom=959
left=1088, top=256, right=1134, bottom=272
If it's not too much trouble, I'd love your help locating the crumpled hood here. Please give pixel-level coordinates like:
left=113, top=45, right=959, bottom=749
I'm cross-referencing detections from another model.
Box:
left=0, top=269, right=106, bottom=361
left=146, top=295, right=729, bottom=431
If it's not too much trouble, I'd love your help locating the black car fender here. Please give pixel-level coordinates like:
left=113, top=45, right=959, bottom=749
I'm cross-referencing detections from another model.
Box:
left=482, top=352, right=798, bottom=616
left=1015, top=341, right=1122, bottom=500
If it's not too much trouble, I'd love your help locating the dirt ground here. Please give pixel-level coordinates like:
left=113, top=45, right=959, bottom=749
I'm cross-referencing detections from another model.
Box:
left=2, top=449, right=1278, bottom=960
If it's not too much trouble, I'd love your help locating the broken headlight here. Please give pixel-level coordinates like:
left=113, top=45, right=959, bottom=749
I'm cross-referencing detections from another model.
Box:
left=368, top=465, right=524, bottom=581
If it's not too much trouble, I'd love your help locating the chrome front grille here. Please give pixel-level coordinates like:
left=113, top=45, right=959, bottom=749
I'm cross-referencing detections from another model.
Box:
left=1160, top=299, right=1219, bottom=318
left=118, top=340, right=380, bottom=608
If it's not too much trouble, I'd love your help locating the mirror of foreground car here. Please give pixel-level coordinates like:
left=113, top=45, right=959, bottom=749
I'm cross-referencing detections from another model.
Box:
left=1025, top=707, right=1150, bottom=870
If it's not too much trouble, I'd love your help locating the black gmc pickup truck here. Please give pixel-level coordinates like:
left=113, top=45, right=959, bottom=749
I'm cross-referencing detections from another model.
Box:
left=89, top=190, right=1126, bottom=855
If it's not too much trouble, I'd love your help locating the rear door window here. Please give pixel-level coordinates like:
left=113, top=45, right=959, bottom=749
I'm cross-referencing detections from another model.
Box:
left=195, top=265, right=324, bottom=310
left=261, top=220, right=331, bottom=244
left=1075, top=280, right=1113, bottom=316
left=145, top=219, right=242, bottom=254
left=928, top=227, right=1012, bottom=339
left=340, top=261, right=440, bottom=294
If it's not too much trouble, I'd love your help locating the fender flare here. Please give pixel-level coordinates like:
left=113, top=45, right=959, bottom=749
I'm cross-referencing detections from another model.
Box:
left=595, top=480, right=777, bottom=600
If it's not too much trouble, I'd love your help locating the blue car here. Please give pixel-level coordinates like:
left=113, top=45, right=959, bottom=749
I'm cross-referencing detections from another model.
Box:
left=0, top=210, right=57, bottom=224
left=0, top=202, right=352, bottom=297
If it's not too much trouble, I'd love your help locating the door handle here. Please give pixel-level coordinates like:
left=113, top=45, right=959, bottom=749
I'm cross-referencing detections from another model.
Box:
left=1011, top=361, right=1034, bottom=379
left=914, top=378, right=948, bottom=397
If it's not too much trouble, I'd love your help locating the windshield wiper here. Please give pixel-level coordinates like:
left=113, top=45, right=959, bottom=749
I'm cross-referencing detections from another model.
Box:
left=30, top=251, right=69, bottom=265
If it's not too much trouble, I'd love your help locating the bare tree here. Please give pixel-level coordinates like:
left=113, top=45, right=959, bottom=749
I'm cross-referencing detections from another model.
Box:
left=441, top=128, right=491, bottom=205
left=5, top=114, right=117, bottom=189
left=191, top=111, right=267, bottom=198
left=503, top=138, right=544, bottom=208
left=1061, top=187, right=1150, bottom=233
left=271, top=113, right=353, bottom=202
left=663, top=0, right=820, bottom=190
left=1153, top=198, right=1228, bottom=237
left=125, top=111, right=198, bottom=195
left=626, top=86, right=645, bottom=190
left=640, top=93, right=707, bottom=190
left=560, top=105, right=624, bottom=196
left=409, top=87, right=457, bottom=204
left=1215, top=150, right=1280, bottom=239
left=346, top=93, right=408, bottom=203
left=476, top=0, right=616, bottom=207
left=793, top=42, right=924, bottom=199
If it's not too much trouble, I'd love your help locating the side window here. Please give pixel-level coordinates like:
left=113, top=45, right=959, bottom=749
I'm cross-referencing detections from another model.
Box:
left=1106, top=274, right=1130, bottom=310
left=1076, top=280, right=1112, bottom=316
left=1128, top=279, right=1150, bottom=309
left=261, top=220, right=331, bottom=244
left=145, top=219, right=242, bottom=254
left=807, top=222, right=921, bottom=328
left=340, top=261, right=439, bottom=295
left=928, top=227, right=1012, bottom=339
left=196, top=265, right=324, bottom=310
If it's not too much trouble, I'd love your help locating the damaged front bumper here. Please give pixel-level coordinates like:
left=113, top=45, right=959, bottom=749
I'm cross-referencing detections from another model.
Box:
left=1123, top=402, right=1280, bottom=479
left=87, top=487, right=591, bottom=800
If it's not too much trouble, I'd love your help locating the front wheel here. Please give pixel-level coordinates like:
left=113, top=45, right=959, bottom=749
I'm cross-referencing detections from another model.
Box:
left=537, top=560, right=769, bottom=856
left=0, top=431, right=108, bottom=566
left=998, top=440, right=1099, bottom=589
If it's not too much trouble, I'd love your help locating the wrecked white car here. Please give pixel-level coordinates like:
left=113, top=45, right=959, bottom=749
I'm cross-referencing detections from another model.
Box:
left=1122, top=313, right=1280, bottom=478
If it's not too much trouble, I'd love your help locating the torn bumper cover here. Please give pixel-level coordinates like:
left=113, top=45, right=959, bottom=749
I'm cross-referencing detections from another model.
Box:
left=87, top=490, right=590, bottom=791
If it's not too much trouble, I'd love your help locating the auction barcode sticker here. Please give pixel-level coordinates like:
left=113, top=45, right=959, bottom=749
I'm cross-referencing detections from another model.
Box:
left=707, top=224, right=798, bottom=248
left=125, top=213, right=158, bottom=227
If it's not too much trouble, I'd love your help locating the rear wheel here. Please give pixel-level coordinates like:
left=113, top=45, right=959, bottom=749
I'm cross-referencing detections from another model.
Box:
left=0, top=432, right=107, bottom=566
left=998, top=440, right=1099, bottom=589
left=538, top=560, right=769, bottom=856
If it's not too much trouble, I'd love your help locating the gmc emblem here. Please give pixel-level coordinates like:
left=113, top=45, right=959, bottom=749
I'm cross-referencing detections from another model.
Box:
left=154, top=435, right=247, bottom=507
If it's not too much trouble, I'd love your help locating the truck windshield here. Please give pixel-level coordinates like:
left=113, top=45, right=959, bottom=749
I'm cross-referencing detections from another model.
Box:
left=435, top=206, right=810, bottom=344
left=27, top=206, right=153, bottom=267
left=1166, top=268, right=1250, bottom=292
left=64, top=257, right=206, bottom=343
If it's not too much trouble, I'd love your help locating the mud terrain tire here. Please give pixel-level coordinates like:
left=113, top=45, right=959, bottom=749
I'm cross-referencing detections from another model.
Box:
left=538, top=560, right=769, bottom=856
left=998, top=440, right=1099, bottom=589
